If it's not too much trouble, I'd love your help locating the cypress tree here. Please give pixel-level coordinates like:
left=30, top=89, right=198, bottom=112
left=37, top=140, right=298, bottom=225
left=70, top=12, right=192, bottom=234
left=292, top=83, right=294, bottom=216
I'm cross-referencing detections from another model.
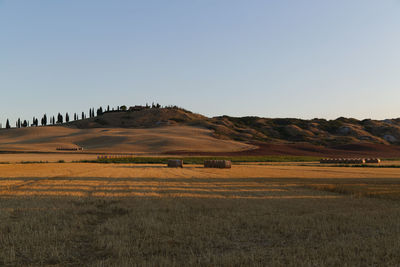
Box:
left=6, top=119, right=10, bottom=129
left=57, top=113, right=63, bottom=124
left=97, top=107, right=103, bottom=116
left=66, top=113, right=69, bottom=123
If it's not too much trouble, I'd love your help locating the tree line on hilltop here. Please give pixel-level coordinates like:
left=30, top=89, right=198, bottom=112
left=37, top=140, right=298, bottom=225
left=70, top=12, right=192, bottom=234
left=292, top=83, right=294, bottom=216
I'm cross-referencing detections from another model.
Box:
left=2, top=102, right=168, bottom=129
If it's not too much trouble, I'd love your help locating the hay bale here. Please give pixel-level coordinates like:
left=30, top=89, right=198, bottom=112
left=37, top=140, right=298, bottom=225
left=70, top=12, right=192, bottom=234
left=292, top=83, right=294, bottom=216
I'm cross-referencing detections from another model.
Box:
left=320, top=158, right=330, bottom=164
left=344, top=158, right=366, bottom=164
left=168, top=159, right=183, bottom=168
left=204, top=160, right=231, bottom=169
left=365, top=158, right=381, bottom=164
left=322, top=158, right=369, bottom=164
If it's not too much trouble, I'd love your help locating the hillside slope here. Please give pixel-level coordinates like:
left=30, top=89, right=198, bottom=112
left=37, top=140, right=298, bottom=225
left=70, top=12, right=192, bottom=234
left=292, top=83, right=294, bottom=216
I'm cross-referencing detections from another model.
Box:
left=70, top=108, right=400, bottom=146
left=0, top=125, right=254, bottom=154
left=2, top=107, right=400, bottom=156
left=210, top=116, right=400, bottom=146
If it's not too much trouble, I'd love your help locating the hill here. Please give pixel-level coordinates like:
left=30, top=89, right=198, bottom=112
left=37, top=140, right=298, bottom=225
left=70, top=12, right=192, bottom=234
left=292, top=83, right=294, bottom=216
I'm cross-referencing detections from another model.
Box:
left=0, top=125, right=254, bottom=154
left=2, top=107, right=400, bottom=156
left=71, top=108, right=400, bottom=146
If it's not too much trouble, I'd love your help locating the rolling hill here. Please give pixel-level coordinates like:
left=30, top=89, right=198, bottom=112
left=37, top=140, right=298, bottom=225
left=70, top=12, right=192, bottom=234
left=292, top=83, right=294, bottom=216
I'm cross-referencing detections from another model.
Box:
left=70, top=108, right=400, bottom=146
left=2, top=107, right=400, bottom=156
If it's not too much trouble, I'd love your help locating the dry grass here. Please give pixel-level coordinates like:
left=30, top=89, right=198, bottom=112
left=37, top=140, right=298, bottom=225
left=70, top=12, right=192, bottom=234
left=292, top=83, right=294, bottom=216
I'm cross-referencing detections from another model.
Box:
left=3, top=162, right=400, bottom=180
left=0, top=163, right=400, bottom=265
left=0, top=125, right=254, bottom=153
left=307, top=181, right=400, bottom=200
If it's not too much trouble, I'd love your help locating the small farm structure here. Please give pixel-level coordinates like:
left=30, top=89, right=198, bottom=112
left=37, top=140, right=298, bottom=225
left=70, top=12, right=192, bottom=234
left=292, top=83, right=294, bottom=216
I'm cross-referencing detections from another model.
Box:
left=204, top=160, right=232, bottom=169
left=168, top=159, right=183, bottom=168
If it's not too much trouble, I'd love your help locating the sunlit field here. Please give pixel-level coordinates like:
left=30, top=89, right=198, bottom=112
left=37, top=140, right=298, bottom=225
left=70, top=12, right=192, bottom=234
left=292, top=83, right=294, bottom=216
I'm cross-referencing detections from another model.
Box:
left=1, top=162, right=400, bottom=266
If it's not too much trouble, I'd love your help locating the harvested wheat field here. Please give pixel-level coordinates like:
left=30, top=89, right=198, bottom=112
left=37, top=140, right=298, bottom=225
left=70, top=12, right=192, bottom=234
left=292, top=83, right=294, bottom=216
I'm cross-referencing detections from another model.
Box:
left=0, top=125, right=254, bottom=153
left=0, top=163, right=400, bottom=266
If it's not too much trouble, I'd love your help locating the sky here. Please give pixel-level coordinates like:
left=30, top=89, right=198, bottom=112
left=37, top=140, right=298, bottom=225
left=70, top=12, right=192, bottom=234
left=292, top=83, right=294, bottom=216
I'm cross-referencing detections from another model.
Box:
left=1, top=0, right=400, bottom=124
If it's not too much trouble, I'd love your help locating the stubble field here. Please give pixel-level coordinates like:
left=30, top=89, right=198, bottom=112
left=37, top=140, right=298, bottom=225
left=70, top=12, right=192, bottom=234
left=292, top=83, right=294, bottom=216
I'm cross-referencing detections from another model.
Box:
left=1, top=161, right=400, bottom=266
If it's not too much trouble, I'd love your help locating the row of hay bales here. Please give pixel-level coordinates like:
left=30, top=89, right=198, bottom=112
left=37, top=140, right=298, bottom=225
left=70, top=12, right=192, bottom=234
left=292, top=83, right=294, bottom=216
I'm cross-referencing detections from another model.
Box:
left=203, top=160, right=232, bottom=169
left=320, top=158, right=381, bottom=164
left=168, top=159, right=232, bottom=169
left=97, top=156, right=232, bottom=169
left=57, top=147, right=83, bottom=151
left=97, top=155, right=134, bottom=159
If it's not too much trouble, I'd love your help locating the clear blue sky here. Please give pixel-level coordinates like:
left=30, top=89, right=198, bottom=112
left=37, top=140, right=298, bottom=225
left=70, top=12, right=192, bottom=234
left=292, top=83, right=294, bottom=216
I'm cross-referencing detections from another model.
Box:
left=1, top=0, right=400, bottom=124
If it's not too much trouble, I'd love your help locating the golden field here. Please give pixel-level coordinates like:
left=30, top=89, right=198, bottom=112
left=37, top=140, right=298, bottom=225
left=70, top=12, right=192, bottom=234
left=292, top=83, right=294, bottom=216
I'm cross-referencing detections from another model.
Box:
left=1, top=162, right=400, bottom=266
left=0, top=125, right=254, bottom=153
